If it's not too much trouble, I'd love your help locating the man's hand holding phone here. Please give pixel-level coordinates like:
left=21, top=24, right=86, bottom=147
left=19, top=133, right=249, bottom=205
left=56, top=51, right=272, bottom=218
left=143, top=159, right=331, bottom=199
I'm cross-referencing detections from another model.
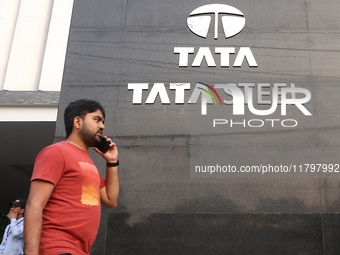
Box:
left=94, top=136, right=111, bottom=154
left=94, top=136, right=118, bottom=164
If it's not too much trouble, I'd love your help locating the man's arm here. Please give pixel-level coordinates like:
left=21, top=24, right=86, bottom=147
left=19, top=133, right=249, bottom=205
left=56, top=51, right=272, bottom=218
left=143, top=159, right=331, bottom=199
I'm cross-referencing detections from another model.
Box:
left=100, top=164, right=119, bottom=208
left=24, top=180, right=55, bottom=255
left=94, top=137, right=119, bottom=208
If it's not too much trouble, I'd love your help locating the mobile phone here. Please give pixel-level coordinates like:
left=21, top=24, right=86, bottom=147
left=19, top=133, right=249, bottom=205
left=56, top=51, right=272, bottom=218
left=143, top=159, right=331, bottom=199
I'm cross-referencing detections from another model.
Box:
left=94, top=136, right=111, bottom=154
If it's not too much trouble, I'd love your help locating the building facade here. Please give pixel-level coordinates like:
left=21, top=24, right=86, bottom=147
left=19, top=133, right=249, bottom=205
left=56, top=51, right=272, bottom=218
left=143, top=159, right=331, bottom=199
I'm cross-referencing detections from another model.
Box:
left=2, top=0, right=340, bottom=254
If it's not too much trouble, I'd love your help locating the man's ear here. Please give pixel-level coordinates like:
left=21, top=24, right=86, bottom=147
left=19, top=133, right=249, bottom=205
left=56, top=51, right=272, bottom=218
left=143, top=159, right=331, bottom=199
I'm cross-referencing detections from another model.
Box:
left=20, top=208, right=25, bottom=214
left=73, top=116, right=82, bottom=130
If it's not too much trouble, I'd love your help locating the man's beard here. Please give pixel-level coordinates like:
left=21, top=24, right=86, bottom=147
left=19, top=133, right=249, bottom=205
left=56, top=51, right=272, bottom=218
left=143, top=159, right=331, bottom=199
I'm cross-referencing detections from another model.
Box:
left=78, top=123, right=102, bottom=147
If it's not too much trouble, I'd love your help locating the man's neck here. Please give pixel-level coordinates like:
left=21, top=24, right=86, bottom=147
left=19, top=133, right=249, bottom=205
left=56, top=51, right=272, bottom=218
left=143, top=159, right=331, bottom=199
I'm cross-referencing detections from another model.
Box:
left=67, top=135, right=88, bottom=151
left=16, top=215, right=23, bottom=220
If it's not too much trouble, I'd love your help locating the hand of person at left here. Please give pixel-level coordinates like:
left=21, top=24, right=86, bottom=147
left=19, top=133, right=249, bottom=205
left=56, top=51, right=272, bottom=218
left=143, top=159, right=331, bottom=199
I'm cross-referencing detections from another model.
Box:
left=7, top=209, right=17, bottom=220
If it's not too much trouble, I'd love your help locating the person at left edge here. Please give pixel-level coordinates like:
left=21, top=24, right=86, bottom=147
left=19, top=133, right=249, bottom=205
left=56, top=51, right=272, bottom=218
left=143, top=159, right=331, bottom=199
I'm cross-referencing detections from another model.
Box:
left=0, top=199, right=25, bottom=255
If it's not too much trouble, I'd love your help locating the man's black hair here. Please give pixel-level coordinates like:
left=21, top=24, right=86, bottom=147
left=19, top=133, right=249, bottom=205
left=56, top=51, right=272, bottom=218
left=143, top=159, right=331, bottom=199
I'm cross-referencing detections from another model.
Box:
left=64, top=99, right=106, bottom=138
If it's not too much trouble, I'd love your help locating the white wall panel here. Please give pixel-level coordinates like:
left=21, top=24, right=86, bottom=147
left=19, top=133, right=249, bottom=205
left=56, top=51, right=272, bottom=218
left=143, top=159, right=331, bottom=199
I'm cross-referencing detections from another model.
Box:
left=3, top=0, right=54, bottom=91
left=0, top=0, right=21, bottom=90
left=39, top=0, right=74, bottom=91
left=0, top=0, right=74, bottom=121
left=0, top=106, right=58, bottom=121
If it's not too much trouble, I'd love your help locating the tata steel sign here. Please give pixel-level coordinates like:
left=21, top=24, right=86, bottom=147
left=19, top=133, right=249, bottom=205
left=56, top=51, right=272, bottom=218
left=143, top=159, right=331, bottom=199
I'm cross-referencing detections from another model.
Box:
left=128, top=3, right=312, bottom=128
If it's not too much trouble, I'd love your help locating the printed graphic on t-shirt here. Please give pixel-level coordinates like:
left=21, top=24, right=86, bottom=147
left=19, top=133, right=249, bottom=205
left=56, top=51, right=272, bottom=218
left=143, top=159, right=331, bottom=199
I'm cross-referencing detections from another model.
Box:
left=79, top=162, right=100, bottom=206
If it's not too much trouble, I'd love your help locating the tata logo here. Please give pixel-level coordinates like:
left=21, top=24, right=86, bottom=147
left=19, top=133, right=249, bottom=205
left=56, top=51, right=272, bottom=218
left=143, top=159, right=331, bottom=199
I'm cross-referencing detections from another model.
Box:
left=187, top=4, right=246, bottom=39
left=175, top=4, right=256, bottom=67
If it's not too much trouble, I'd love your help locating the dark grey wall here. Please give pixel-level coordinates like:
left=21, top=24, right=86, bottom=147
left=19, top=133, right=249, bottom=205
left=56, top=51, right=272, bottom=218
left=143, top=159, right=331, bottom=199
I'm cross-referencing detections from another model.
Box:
left=57, top=0, right=340, bottom=254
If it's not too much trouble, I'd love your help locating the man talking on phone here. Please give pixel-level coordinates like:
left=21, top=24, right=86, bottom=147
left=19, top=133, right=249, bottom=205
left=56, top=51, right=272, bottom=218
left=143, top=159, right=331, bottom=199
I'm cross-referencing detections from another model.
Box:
left=24, top=99, right=119, bottom=255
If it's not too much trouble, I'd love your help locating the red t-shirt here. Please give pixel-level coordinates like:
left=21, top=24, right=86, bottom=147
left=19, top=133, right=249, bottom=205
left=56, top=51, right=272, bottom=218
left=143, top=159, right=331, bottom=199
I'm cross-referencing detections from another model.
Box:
left=31, top=141, right=106, bottom=255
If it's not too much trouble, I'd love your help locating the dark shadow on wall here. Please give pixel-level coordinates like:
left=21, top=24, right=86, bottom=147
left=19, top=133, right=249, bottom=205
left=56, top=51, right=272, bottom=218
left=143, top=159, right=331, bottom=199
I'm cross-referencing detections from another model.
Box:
left=105, top=212, right=324, bottom=255
left=103, top=194, right=325, bottom=255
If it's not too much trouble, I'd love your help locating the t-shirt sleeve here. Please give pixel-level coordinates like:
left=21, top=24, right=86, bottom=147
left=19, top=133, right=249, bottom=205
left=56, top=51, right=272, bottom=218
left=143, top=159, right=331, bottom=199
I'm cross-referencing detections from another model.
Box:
left=31, top=145, right=65, bottom=186
left=99, top=174, right=106, bottom=189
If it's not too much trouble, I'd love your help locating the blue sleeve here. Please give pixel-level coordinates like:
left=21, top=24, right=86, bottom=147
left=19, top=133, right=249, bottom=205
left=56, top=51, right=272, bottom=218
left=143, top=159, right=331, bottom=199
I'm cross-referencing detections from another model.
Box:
left=10, top=218, right=24, bottom=239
